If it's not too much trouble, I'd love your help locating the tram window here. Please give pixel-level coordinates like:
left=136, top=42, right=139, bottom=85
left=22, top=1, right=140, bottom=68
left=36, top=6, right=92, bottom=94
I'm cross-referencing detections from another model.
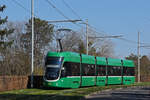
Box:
left=107, top=66, right=113, bottom=76
left=71, top=63, right=80, bottom=76
left=63, top=62, right=80, bottom=76
left=114, top=67, right=121, bottom=76
left=62, top=62, right=70, bottom=77
left=130, top=68, right=135, bottom=76
left=123, top=67, right=135, bottom=76
left=82, top=64, right=95, bottom=76
left=107, top=66, right=121, bottom=76
left=82, top=64, right=86, bottom=76
left=89, top=64, right=95, bottom=76
left=97, top=65, right=106, bottom=76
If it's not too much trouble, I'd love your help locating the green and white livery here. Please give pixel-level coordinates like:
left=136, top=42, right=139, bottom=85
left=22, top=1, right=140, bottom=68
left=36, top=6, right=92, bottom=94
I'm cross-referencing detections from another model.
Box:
left=43, top=51, right=135, bottom=88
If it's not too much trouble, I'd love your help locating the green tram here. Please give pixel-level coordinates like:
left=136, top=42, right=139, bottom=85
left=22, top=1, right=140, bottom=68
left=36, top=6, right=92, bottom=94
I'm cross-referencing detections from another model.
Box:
left=43, top=51, right=135, bottom=88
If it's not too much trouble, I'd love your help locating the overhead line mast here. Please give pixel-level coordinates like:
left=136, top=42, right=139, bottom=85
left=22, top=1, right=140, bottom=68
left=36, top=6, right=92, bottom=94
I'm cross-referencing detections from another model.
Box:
left=86, top=19, right=88, bottom=55
left=137, top=31, right=140, bottom=83
left=31, top=0, right=34, bottom=88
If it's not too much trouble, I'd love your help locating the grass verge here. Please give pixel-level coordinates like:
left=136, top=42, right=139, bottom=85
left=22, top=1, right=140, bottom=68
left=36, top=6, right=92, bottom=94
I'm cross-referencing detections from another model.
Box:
left=0, top=82, right=150, bottom=100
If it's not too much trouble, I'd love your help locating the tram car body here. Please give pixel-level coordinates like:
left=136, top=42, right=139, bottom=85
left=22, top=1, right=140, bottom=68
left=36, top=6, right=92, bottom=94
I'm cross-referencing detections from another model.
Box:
left=43, top=51, right=135, bottom=88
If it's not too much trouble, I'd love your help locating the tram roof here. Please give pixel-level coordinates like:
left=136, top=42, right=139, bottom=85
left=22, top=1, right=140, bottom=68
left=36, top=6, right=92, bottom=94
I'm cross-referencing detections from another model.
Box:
left=47, top=51, right=96, bottom=64
left=122, top=59, right=135, bottom=67
left=47, top=51, right=80, bottom=63
left=107, top=58, right=122, bottom=66
left=47, top=51, right=134, bottom=67
left=82, top=54, right=95, bottom=64
left=96, top=57, right=107, bottom=65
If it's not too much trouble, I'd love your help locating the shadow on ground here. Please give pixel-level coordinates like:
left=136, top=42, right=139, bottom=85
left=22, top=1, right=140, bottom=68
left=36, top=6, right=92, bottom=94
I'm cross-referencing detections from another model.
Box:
left=86, top=87, right=150, bottom=100
left=87, top=93, right=150, bottom=100
left=0, top=94, right=85, bottom=100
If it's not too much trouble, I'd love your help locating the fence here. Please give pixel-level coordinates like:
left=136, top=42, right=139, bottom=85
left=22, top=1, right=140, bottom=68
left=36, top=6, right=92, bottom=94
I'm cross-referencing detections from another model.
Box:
left=140, top=75, right=150, bottom=82
left=0, top=76, right=28, bottom=92
left=0, top=76, right=43, bottom=92
left=135, top=75, right=150, bottom=82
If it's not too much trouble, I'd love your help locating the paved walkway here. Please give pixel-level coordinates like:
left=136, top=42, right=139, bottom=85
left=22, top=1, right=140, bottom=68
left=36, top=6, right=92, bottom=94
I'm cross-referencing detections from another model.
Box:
left=86, top=86, right=150, bottom=100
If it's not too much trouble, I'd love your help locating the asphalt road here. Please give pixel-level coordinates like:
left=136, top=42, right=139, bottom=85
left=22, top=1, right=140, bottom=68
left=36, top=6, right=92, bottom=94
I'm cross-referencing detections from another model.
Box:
left=86, top=86, right=150, bottom=100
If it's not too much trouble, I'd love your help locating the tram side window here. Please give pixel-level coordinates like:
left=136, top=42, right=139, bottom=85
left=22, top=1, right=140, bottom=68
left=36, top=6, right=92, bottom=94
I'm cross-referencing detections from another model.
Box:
left=82, top=64, right=95, bottom=76
left=97, top=65, right=106, bottom=76
left=107, top=66, right=113, bottom=76
left=115, top=67, right=121, bottom=76
left=107, top=66, right=121, bottom=76
left=63, top=62, right=80, bottom=76
left=72, top=63, right=80, bottom=76
left=123, top=67, right=135, bottom=76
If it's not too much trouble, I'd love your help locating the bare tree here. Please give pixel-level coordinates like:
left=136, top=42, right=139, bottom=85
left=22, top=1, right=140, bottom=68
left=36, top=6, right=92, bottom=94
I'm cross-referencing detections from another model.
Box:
left=6, top=21, right=26, bottom=50
left=96, top=39, right=114, bottom=57
left=51, top=28, right=82, bottom=52
left=0, top=21, right=31, bottom=75
left=50, top=27, right=115, bottom=58
left=83, top=27, right=115, bottom=57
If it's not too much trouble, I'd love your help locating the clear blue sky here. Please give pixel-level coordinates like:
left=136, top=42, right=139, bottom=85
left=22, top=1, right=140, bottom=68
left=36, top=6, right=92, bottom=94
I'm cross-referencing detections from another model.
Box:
left=1, top=0, right=150, bottom=58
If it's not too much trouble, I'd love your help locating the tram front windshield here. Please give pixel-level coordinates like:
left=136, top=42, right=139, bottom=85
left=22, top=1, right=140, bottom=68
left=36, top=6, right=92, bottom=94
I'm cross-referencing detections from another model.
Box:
left=45, top=57, right=62, bottom=80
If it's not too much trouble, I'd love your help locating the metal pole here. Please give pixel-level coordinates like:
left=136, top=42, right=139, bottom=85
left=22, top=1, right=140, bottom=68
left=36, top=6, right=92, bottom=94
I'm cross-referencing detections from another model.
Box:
left=31, top=0, right=34, bottom=88
left=137, top=31, right=140, bottom=83
left=86, top=19, right=88, bottom=55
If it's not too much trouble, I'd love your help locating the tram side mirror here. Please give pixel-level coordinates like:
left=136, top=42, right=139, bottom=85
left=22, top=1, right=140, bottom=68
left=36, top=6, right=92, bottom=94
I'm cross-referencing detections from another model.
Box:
left=61, top=67, right=65, bottom=70
left=61, top=67, right=66, bottom=77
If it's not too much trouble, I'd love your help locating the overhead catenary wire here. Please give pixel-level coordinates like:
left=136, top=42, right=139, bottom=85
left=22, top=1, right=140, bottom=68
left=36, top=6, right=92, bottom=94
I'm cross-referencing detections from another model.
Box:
left=87, top=22, right=150, bottom=47
left=86, top=26, right=150, bottom=46
left=45, top=0, right=122, bottom=39
left=140, top=45, right=150, bottom=47
left=62, top=0, right=82, bottom=20
left=117, top=38, right=138, bottom=44
left=45, top=0, right=83, bottom=28
left=88, top=24, right=108, bottom=34
left=9, top=0, right=83, bottom=32
left=117, top=38, right=150, bottom=45
left=61, top=0, right=150, bottom=46
left=2, top=0, right=149, bottom=60
left=9, top=0, right=150, bottom=48
left=61, top=0, right=104, bottom=34
left=10, top=0, right=39, bottom=18
left=10, top=0, right=76, bottom=29
left=13, top=0, right=30, bottom=13
left=45, top=0, right=71, bottom=21
left=140, top=45, right=150, bottom=50
left=61, top=0, right=106, bottom=35
left=142, top=47, right=150, bottom=49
